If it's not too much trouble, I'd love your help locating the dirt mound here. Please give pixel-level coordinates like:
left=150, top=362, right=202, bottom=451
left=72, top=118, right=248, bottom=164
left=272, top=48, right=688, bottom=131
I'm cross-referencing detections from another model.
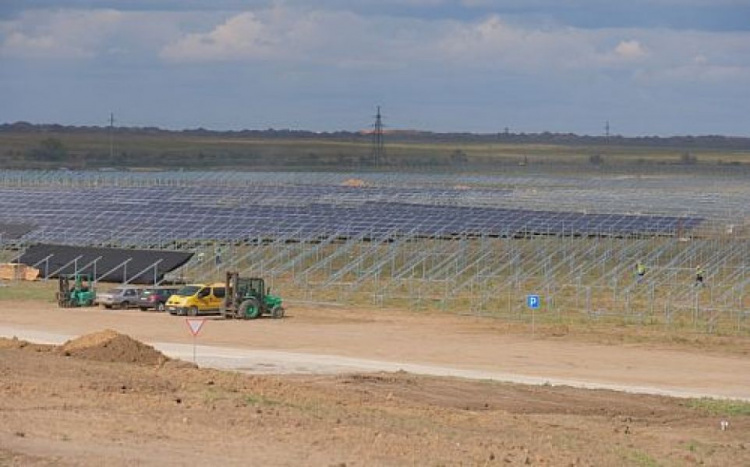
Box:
left=341, top=178, right=366, bottom=187
left=58, top=329, right=168, bottom=366
left=0, top=336, right=54, bottom=352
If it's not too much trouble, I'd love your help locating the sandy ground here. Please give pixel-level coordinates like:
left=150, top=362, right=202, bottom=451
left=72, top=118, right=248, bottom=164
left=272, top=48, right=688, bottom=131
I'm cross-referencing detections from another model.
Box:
left=1, top=300, right=750, bottom=465
left=1, top=301, right=749, bottom=400
left=1, top=333, right=749, bottom=467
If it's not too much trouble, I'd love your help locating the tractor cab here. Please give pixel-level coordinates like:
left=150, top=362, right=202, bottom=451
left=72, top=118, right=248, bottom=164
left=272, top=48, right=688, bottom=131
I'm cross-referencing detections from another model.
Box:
left=222, top=272, right=284, bottom=320
left=236, top=277, right=266, bottom=301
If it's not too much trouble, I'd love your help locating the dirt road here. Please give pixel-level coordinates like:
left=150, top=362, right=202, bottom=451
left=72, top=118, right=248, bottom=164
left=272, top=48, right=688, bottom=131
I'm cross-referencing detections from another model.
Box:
left=2, top=301, right=749, bottom=400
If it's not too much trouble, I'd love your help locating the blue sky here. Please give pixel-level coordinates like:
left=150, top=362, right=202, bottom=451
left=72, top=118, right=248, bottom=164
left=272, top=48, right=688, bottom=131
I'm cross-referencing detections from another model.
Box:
left=1, top=1, right=749, bottom=136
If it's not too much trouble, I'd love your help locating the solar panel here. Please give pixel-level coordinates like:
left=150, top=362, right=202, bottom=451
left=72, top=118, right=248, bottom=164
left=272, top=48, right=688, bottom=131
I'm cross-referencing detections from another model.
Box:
left=0, top=183, right=703, bottom=245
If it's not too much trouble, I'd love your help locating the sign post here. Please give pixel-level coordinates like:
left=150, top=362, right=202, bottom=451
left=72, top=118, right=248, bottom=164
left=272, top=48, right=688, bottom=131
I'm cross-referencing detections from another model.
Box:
left=526, top=294, right=541, bottom=337
left=185, top=318, right=206, bottom=364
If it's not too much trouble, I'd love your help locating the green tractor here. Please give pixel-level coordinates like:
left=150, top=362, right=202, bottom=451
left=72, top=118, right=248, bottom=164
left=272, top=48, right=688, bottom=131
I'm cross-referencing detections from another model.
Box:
left=56, top=274, right=96, bottom=308
left=221, top=271, right=284, bottom=320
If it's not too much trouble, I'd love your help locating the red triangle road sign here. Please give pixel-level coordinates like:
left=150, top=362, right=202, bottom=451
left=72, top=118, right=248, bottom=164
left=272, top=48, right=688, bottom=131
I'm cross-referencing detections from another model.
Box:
left=185, top=318, right=206, bottom=337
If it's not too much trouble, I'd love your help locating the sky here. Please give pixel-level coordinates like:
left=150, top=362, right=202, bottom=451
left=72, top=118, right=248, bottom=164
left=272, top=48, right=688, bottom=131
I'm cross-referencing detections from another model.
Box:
left=1, top=1, right=749, bottom=136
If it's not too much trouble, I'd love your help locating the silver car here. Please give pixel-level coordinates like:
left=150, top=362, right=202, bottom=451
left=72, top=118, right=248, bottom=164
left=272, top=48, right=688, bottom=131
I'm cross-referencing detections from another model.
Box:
left=96, top=286, right=144, bottom=309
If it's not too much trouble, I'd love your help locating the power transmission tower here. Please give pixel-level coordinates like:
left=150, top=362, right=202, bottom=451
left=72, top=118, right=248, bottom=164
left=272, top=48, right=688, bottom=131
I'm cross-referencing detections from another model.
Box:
left=370, top=106, right=386, bottom=167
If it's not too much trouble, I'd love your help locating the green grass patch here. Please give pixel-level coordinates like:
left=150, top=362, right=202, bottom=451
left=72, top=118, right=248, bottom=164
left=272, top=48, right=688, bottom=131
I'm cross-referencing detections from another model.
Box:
left=0, top=281, right=57, bottom=302
left=243, top=393, right=281, bottom=407
left=686, top=398, right=750, bottom=416
left=621, top=448, right=661, bottom=467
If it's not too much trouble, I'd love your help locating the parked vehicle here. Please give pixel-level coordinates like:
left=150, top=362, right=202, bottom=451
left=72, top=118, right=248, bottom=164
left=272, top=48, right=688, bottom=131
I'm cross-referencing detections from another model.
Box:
left=166, top=283, right=225, bottom=316
left=96, top=286, right=144, bottom=309
left=137, top=286, right=180, bottom=312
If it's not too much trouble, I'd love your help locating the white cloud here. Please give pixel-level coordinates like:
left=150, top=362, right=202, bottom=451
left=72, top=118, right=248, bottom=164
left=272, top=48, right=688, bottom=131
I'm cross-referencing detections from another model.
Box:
left=436, top=14, right=750, bottom=83
left=160, top=7, right=433, bottom=66
left=161, top=12, right=275, bottom=61
left=438, top=15, right=599, bottom=70
left=2, top=5, right=749, bottom=88
left=613, top=39, right=646, bottom=60
left=693, top=54, right=707, bottom=64
left=0, top=9, right=124, bottom=58
left=0, top=9, right=204, bottom=60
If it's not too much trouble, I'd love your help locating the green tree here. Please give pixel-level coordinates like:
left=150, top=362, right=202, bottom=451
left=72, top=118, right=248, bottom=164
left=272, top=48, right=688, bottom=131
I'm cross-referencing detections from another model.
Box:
left=29, top=138, right=67, bottom=162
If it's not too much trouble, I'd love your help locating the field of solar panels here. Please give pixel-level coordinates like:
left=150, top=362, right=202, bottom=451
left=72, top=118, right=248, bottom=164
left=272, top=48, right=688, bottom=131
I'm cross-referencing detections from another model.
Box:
left=2, top=167, right=750, bottom=335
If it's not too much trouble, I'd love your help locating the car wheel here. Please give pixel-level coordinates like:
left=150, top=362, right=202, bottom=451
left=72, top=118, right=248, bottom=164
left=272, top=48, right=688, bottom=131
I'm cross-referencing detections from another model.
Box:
left=139, top=306, right=148, bottom=311
left=120, top=301, right=129, bottom=310
left=188, top=306, right=199, bottom=316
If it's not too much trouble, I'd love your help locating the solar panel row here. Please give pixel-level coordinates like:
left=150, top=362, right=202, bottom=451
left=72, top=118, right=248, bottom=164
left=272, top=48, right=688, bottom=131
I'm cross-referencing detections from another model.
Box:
left=0, top=185, right=702, bottom=245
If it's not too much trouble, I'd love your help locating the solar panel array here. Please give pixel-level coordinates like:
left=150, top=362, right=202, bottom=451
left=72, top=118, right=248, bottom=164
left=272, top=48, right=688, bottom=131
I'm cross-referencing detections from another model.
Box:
left=0, top=183, right=702, bottom=246
left=0, top=222, right=35, bottom=239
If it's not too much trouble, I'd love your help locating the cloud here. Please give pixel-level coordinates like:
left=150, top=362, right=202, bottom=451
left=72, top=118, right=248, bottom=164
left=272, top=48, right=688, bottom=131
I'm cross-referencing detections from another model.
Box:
left=160, top=7, right=434, bottom=66
left=3, top=5, right=749, bottom=86
left=613, top=40, right=646, bottom=60
left=0, top=8, right=207, bottom=60
left=161, top=12, right=274, bottom=61
left=436, top=14, right=750, bottom=82
left=438, top=15, right=594, bottom=69
left=0, top=9, right=124, bottom=58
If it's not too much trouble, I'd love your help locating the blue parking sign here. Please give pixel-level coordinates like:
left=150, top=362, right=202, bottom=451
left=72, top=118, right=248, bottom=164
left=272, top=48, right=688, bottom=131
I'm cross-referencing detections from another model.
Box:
left=527, top=294, right=540, bottom=309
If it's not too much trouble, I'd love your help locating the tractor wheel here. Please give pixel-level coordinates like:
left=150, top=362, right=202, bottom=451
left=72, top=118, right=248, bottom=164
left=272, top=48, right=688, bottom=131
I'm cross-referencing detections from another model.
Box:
left=188, top=306, right=199, bottom=317
left=240, top=299, right=261, bottom=320
left=271, top=306, right=285, bottom=319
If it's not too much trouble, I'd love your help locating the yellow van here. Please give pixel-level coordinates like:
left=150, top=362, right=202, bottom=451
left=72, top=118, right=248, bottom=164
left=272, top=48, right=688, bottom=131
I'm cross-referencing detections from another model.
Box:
left=166, top=283, right=226, bottom=316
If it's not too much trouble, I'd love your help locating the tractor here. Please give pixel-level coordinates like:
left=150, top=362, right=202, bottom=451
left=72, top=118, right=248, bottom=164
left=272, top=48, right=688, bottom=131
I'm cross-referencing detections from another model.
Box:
left=221, top=271, right=284, bottom=320
left=56, top=274, right=96, bottom=308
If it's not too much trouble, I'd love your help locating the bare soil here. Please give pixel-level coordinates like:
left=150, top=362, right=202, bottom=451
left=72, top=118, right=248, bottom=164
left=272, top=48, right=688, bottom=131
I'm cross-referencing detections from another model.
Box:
left=56, top=329, right=171, bottom=366
left=1, top=333, right=748, bottom=466
left=1, top=300, right=750, bottom=465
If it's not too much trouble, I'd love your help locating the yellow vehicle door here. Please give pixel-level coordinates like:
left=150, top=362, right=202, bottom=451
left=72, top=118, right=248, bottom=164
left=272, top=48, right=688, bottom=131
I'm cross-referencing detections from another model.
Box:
left=195, top=287, right=212, bottom=311
left=209, top=286, right=226, bottom=310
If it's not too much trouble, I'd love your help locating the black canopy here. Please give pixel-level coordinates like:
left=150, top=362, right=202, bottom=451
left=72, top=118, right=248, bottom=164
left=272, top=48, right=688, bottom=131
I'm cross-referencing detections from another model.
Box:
left=16, top=244, right=193, bottom=284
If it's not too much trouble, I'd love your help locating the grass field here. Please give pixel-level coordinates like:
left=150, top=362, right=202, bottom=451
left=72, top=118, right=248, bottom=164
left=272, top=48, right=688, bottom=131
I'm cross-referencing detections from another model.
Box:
left=3, top=127, right=750, bottom=170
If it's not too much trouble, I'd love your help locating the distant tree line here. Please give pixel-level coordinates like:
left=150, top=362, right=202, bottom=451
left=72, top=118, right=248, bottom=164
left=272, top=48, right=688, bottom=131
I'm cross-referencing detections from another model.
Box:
left=2, top=121, right=750, bottom=150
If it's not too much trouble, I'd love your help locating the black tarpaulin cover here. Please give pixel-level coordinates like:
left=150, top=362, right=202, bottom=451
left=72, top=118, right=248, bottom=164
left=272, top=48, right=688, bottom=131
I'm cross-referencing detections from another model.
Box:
left=16, top=244, right=193, bottom=284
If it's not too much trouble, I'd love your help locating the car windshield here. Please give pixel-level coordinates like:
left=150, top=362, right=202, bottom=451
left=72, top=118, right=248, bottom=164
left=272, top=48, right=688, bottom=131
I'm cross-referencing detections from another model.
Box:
left=175, top=285, right=201, bottom=297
